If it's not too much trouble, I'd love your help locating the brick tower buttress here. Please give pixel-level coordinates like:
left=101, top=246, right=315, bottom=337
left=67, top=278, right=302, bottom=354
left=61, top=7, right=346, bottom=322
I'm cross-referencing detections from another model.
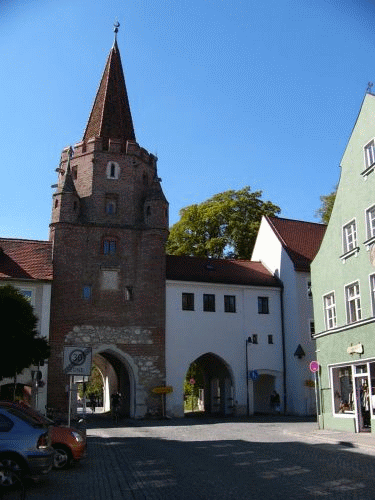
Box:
left=48, top=32, right=169, bottom=415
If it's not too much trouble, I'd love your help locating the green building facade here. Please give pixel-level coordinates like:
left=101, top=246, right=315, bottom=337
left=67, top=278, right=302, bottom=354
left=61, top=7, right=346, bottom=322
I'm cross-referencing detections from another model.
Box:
left=312, top=92, right=375, bottom=433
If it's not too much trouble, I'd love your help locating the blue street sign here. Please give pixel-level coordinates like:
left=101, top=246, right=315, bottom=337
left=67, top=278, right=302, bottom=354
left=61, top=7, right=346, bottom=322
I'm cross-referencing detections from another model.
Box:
left=249, top=370, right=259, bottom=381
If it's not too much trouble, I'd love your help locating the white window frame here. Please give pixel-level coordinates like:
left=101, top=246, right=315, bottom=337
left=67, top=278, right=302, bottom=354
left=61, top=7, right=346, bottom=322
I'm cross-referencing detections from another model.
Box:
left=345, top=281, right=362, bottom=324
left=370, top=274, right=375, bottom=316
left=364, top=139, right=375, bottom=172
left=341, top=219, right=358, bottom=259
left=364, top=205, right=375, bottom=249
left=323, top=292, right=336, bottom=330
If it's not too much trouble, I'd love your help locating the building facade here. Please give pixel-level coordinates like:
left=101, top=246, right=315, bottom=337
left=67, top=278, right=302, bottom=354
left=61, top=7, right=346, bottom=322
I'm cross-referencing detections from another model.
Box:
left=252, top=216, right=326, bottom=415
left=48, top=32, right=169, bottom=417
left=0, top=238, right=52, bottom=412
left=312, top=92, right=375, bottom=433
left=166, top=255, right=283, bottom=417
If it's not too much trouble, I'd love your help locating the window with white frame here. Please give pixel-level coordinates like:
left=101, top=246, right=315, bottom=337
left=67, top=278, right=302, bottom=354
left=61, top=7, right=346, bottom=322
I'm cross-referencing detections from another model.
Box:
left=370, top=274, right=375, bottom=315
left=366, top=205, right=375, bottom=240
left=342, top=220, right=357, bottom=254
left=364, top=139, right=375, bottom=170
left=345, top=281, right=362, bottom=323
left=106, top=161, right=120, bottom=179
left=323, top=292, right=336, bottom=330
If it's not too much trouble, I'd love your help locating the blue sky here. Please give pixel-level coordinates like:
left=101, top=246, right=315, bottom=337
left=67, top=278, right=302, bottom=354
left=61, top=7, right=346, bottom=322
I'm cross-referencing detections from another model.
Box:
left=1, top=0, right=375, bottom=241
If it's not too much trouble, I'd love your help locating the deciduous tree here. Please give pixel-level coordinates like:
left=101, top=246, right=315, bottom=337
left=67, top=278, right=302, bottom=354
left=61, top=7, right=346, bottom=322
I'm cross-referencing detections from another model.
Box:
left=0, top=285, right=50, bottom=380
left=166, top=186, right=280, bottom=259
left=316, top=186, right=337, bottom=224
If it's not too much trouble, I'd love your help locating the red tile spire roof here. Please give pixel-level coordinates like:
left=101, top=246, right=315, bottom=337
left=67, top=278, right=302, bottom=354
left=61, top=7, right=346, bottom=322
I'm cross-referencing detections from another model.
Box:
left=0, top=239, right=52, bottom=281
left=83, top=31, right=136, bottom=145
left=266, top=216, right=326, bottom=271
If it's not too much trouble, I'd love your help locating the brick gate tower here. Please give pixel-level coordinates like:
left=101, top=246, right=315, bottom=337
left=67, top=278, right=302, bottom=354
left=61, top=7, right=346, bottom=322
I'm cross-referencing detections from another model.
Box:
left=48, top=25, right=169, bottom=418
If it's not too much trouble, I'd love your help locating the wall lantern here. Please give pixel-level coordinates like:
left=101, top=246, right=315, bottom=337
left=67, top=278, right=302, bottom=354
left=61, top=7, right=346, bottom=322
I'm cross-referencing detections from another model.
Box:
left=294, top=344, right=305, bottom=359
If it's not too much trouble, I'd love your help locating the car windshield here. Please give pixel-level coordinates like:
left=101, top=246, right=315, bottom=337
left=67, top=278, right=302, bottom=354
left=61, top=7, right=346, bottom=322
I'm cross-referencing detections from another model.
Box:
left=4, top=407, right=47, bottom=428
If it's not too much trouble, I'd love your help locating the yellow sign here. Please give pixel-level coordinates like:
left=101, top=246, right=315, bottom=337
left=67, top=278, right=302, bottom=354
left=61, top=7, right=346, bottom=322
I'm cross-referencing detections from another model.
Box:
left=152, top=386, right=173, bottom=394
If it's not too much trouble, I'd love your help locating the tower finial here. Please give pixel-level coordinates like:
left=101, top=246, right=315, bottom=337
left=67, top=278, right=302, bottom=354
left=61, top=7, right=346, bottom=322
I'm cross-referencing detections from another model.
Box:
left=114, top=20, right=120, bottom=42
left=367, top=82, right=373, bottom=94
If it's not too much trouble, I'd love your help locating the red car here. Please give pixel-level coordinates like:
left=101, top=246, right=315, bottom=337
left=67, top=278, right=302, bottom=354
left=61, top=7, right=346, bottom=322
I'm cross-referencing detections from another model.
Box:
left=0, top=402, right=86, bottom=469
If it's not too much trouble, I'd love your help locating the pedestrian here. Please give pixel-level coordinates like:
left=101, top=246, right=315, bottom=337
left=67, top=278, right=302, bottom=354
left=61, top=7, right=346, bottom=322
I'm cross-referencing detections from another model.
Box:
left=270, top=390, right=281, bottom=414
left=89, top=394, right=96, bottom=413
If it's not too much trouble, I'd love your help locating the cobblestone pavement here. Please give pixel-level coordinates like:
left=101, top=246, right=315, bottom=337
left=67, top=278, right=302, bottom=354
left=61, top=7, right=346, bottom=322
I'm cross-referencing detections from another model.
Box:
left=13, top=415, right=375, bottom=500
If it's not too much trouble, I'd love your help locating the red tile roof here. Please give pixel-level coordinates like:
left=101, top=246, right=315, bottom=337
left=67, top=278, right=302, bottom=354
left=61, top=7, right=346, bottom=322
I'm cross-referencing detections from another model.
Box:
left=166, top=255, right=281, bottom=287
left=266, top=216, right=326, bottom=271
left=0, top=238, right=52, bottom=281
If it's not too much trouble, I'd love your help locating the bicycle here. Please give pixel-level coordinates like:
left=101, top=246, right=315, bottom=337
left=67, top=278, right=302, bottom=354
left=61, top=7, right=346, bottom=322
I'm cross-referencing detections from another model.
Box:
left=112, top=405, right=120, bottom=425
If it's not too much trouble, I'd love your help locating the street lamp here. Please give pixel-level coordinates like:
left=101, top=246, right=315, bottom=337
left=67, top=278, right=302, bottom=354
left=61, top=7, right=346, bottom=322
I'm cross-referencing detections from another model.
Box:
left=246, top=336, right=252, bottom=417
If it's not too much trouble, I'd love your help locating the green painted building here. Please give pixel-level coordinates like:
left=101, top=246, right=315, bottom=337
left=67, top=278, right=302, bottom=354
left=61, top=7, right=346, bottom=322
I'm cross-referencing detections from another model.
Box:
left=312, top=91, right=375, bottom=433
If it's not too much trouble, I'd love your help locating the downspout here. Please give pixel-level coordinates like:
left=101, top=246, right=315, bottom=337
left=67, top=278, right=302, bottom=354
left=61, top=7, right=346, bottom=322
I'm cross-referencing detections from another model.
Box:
left=280, top=284, right=287, bottom=414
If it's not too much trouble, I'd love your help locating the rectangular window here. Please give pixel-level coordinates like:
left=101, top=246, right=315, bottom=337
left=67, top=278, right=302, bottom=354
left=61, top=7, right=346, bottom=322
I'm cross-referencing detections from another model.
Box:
left=103, top=239, right=117, bottom=255
left=309, top=320, right=315, bottom=338
left=370, top=274, right=375, bottom=315
left=182, top=293, right=194, bottom=311
left=364, top=139, right=375, bottom=169
left=101, top=269, right=119, bottom=290
left=83, top=285, right=92, bottom=300
left=125, top=287, right=133, bottom=301
left=345, top=281, right=361, bottom=323
left=324, top=292, right=336, bottom=330
left=307, top=280, right=312, bottom=299
left=224, top=295, right=236, bottom=313
left=331, top=365, right=354, bottom=414
left=203, top=294, right=215, bottom=312
left=342, top=220, right=357, bottom=254
left=252, top=334, right=258, bottom=344
left=268, top=335, right=273, bottom=344
left=258, top=297, right=269, bottom=314
left=366, top=205, right=375, bottom=240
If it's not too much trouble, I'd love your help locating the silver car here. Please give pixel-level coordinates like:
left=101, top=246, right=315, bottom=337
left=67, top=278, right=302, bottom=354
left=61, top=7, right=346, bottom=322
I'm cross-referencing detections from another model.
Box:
left=0, top=406, right=54, bottom=487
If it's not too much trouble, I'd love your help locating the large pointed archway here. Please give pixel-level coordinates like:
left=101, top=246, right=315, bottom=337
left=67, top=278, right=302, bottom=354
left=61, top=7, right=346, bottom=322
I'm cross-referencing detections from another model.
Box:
left=185, top=353, right=235, bottom=416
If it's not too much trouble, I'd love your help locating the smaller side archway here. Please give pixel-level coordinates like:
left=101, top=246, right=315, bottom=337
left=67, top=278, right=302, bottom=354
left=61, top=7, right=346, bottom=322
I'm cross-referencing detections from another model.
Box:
left=185, top=353, right=235, bottom=416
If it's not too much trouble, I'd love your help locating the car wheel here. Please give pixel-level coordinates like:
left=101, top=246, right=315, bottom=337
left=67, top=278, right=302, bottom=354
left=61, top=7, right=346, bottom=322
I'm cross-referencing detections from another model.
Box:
left=52, top=445, right=71, bottom=470
left=0, top=456, right=24, bottom=487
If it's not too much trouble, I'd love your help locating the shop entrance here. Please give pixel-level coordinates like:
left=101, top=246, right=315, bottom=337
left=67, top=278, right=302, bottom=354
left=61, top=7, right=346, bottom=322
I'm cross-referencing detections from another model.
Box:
left=354, top=365, right=371, bottom=433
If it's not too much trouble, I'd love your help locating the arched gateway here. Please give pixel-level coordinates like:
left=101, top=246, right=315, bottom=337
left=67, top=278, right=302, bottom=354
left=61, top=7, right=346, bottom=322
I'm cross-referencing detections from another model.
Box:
left=47, top=28, right=169, bottom=417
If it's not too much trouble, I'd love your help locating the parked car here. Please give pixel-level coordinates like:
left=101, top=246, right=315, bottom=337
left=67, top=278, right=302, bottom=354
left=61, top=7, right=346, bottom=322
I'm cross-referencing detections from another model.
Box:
left=0, top=402, right=86, bottom=470
left=0, top=406, right=54, bottom=487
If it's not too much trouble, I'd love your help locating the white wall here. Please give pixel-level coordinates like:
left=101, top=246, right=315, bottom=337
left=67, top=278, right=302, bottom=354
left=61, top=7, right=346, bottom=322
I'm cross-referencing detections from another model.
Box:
left=166, top=280, right=283, bottom=417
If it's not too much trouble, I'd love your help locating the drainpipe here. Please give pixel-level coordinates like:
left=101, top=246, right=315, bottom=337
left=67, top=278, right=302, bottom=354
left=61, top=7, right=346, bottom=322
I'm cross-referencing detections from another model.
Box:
left=280, top=284, right=287, bottom=414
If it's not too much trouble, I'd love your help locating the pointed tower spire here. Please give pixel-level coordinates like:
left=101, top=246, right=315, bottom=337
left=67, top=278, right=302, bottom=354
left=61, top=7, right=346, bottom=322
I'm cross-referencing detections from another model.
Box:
left=83, top=23, right=136, bottom=146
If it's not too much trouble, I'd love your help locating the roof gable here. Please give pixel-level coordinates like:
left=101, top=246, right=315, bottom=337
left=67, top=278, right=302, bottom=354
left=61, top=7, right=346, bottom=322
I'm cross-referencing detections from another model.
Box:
left=0, top=239, right=52, bottom=281
left=266, top=216, right=326, bottom=271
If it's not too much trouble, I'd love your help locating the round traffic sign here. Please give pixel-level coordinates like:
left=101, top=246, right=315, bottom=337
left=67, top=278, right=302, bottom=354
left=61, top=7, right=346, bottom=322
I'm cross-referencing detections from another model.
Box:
left=309, top=361, right=320, bottom=373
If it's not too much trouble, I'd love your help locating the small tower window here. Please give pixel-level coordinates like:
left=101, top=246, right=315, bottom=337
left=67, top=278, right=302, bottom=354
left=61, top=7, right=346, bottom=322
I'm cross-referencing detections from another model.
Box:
left=146, top=206, right=151, bottom=216
left=72, top=166, right=78, bottom=180
left=55, top=199, right=59, bottom=209
left=143, top=172, right=148, bottom=185
left=105, top=194, right=118, bottom=215
left=83, top=286, right=92, bottom=300
left=106, top=161, right=120, bottom=179
left=125, top=287, right=134, bottom=301
left=103, top=238, right=117, bottom=255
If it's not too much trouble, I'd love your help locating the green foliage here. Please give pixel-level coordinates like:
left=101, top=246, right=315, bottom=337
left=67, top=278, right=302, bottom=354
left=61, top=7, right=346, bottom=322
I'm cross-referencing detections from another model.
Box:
left=78, top=365, right=103, bottom=398
left=0, top=285, right=50, bottom=380
left=316, top=187, right=337, bottom=224
left=166, top=187, right=281, bottom=259
left=184, top=362, right=204, bottom=411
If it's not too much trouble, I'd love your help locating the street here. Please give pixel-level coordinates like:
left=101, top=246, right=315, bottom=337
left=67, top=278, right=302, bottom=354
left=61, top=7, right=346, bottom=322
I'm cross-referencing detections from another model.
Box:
left=18, top=415, right=375, bottom=500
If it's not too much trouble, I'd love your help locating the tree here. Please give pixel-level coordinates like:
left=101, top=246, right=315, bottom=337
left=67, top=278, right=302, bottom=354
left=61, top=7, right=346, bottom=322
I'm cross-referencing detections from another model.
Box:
left=0, top=285, right=50, bottom=381
left=316, top=186, right=337, bottom=224
left=166, top=186, right=281, bottom=259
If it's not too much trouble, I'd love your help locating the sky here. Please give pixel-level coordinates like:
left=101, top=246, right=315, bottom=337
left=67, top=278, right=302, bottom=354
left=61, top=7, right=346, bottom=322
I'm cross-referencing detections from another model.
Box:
left=1, top=0, right=375, bottom=241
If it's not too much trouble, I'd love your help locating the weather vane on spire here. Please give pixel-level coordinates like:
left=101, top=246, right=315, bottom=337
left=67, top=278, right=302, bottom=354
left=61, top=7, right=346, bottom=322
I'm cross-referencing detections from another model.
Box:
left=114, top=20, right=120, bottom=41
left=367, top=82, right=373, bottom=94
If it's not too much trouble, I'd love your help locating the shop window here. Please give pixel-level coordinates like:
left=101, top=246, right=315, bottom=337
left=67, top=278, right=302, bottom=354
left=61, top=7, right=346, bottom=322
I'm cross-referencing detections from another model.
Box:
left=182, top=293, right=194, bottom=311
left=203, top=294, right=215, bottom=312
left=323, top=292, right=336, bottom=330
left=258, top=297, right=269, bottom=314
left=224, top=295, right=236, bottom=313
left=331, top=365, right=354, bottom=414
left=345, top=281, right=361, bottom=324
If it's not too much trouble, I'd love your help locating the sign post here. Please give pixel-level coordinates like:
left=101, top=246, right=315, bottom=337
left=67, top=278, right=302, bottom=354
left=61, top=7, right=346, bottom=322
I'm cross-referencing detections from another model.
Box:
left=309, top=361, right=320, bottom=430
left=151, top=386, right=173, bottom=418
left=63, top=347, right=92, bottom=426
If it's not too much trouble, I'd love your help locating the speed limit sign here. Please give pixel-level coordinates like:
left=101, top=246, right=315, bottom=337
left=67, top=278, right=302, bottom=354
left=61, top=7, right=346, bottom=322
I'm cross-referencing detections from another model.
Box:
left=63, top=346, right=92, bottom=376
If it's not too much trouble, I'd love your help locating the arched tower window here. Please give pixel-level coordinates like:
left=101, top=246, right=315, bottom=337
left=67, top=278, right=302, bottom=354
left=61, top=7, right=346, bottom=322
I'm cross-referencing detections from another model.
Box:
left=106, top=161, right=120, bottom=179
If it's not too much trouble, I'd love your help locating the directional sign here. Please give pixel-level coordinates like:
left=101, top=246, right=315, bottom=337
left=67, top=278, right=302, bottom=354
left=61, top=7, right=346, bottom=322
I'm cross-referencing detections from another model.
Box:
left=152, top=386, right=173, bottom=395
left=249, top=370, right=259, bottom=381
left=63, top=346, right=92, bottom=376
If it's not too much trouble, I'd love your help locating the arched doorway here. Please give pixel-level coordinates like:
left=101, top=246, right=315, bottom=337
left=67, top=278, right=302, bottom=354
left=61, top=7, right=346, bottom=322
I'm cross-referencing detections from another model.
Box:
left=185, top=353, right=234, bottom=416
